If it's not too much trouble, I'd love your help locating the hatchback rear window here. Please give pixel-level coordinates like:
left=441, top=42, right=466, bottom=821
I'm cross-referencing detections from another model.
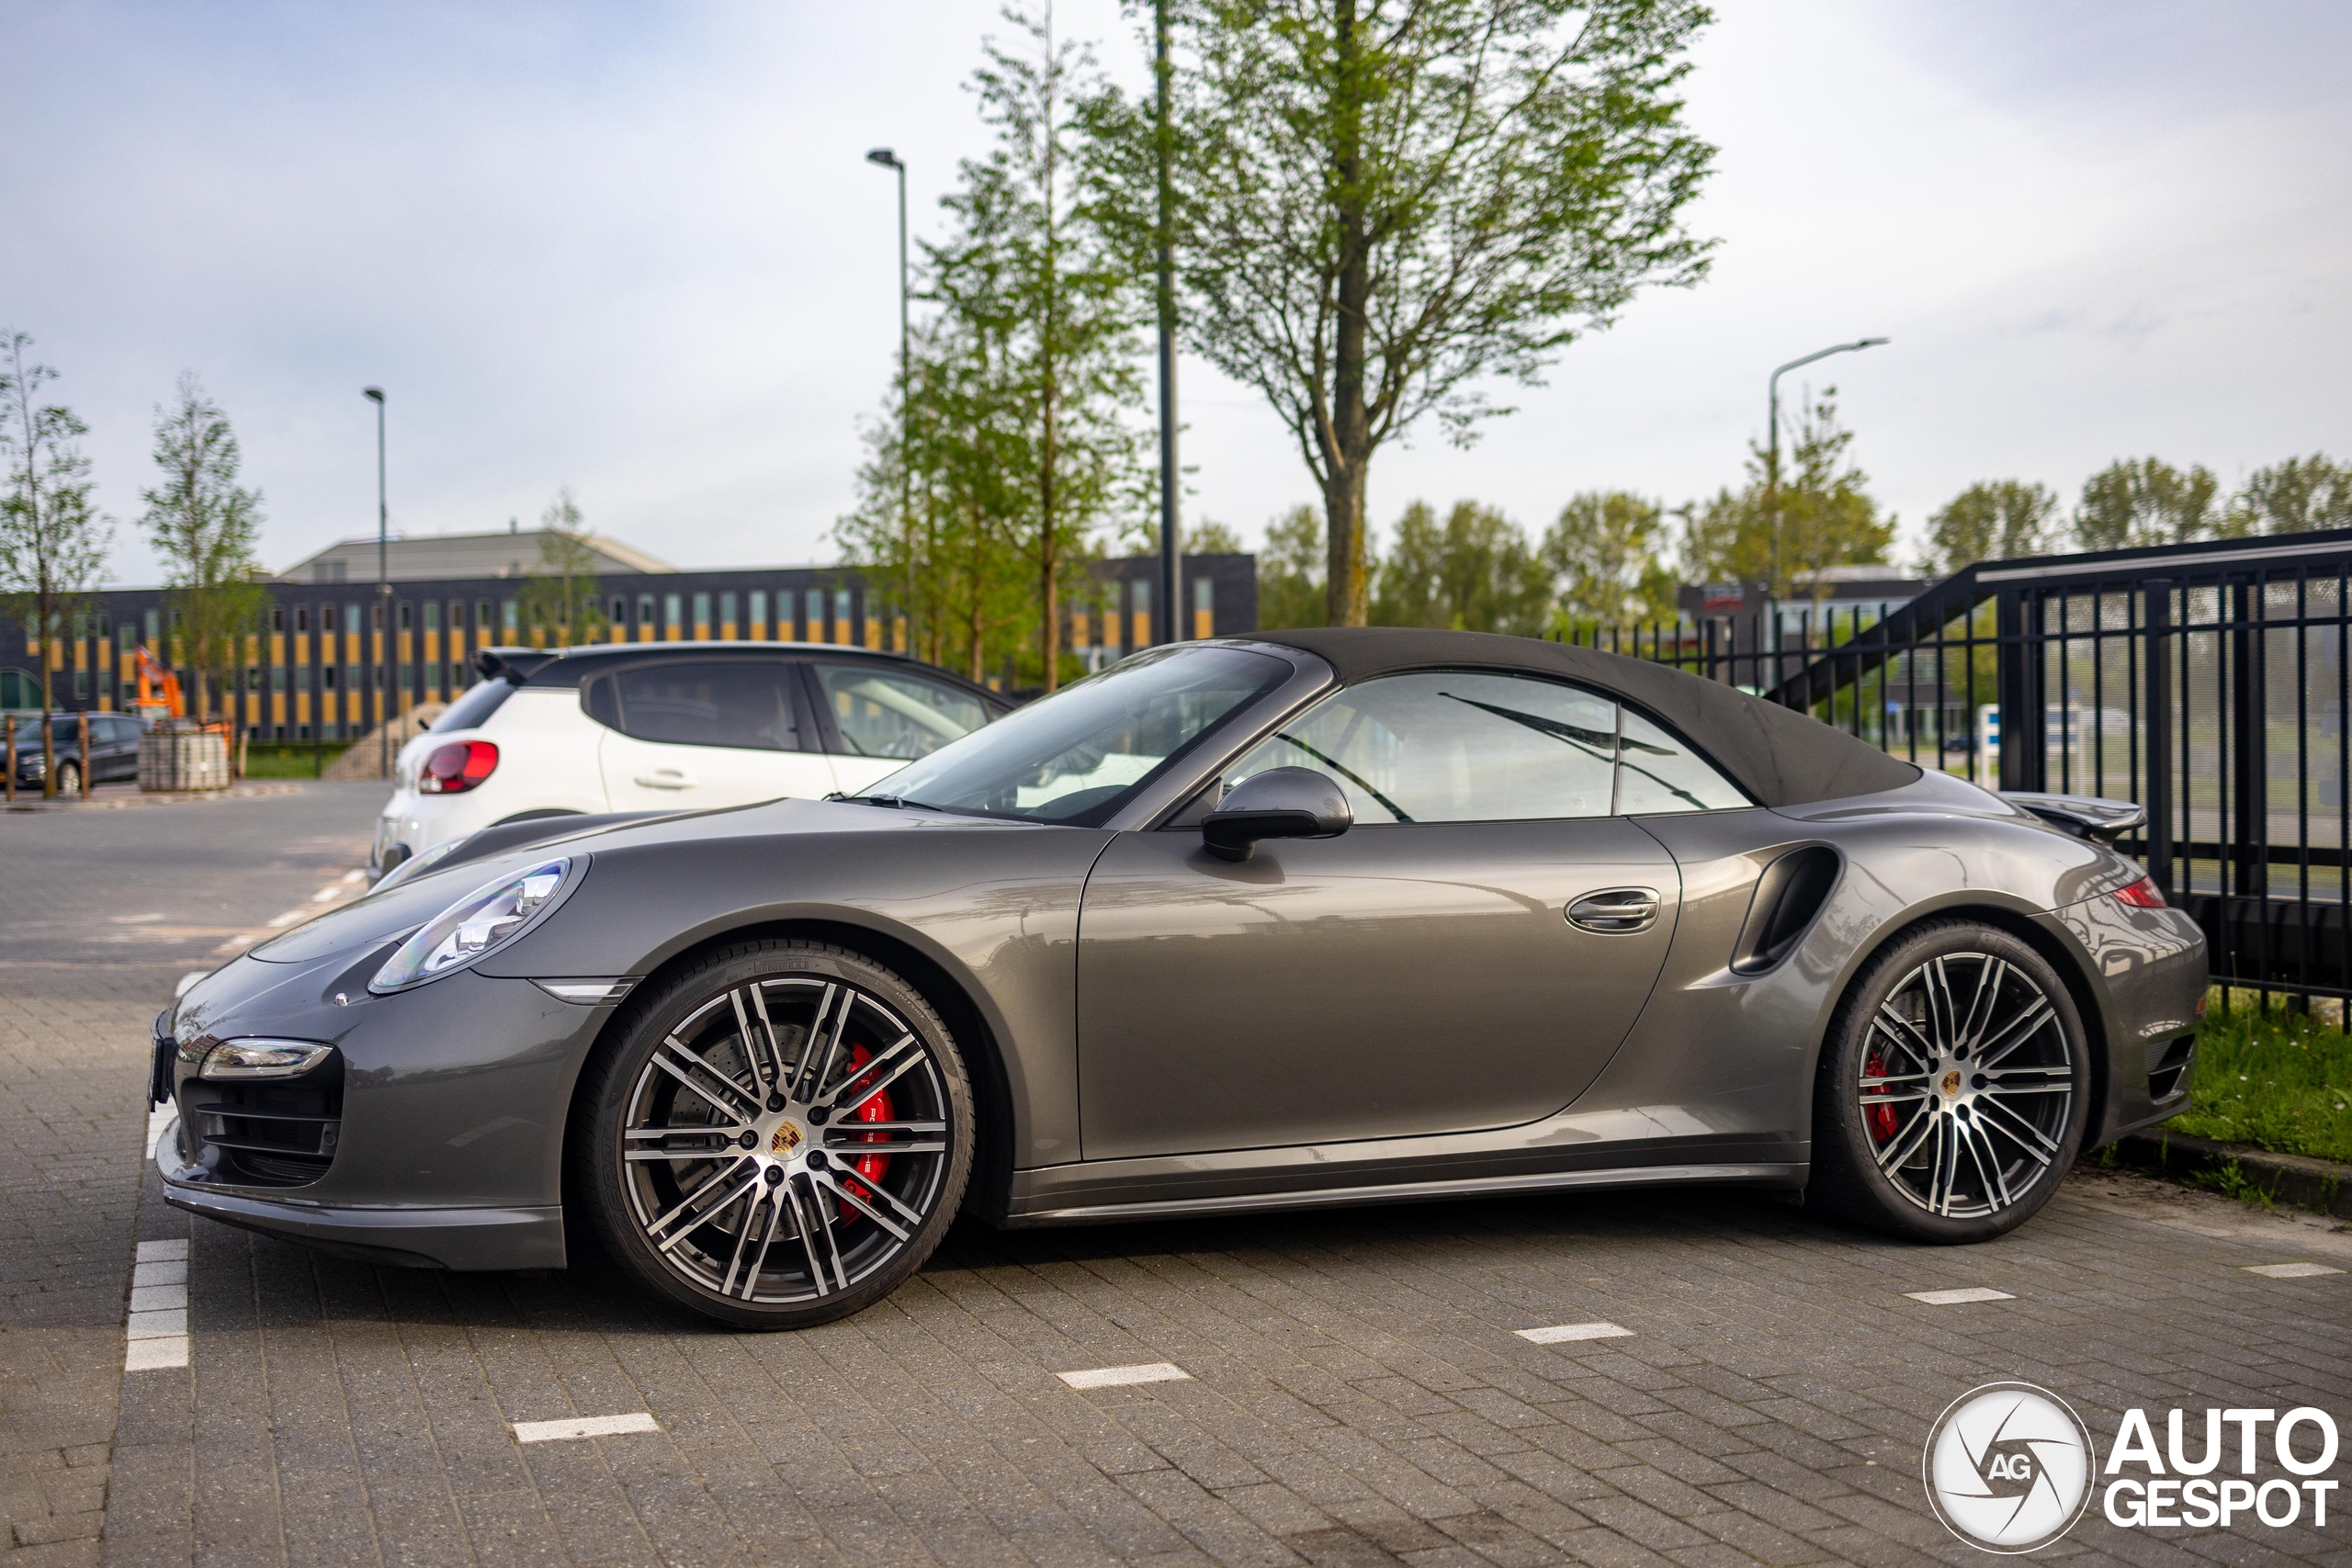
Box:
left=435, top=679, right=516, bottom=733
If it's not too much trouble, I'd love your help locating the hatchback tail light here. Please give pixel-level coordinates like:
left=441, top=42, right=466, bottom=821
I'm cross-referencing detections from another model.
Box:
left=2113, top=874, right=2165, bottom=909
left=419, top=739, right=499, bottom=795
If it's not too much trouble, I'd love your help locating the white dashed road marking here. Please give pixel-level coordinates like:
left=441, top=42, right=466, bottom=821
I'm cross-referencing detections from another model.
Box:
left=1905, top=1287, right=2015, bottom=1304
left=1516, top=1322, right=1635, bottom=1344
left=2243, top=1261, right=2345, bottom=1279
left=513, top=1413, right=660, bottom=1443
left=1056, top=1362, right=1191, bottom=1390
left=125, top=1239, right=191, bottom=1371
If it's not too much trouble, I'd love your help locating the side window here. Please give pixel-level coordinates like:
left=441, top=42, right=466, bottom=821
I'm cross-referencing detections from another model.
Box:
left=1616, top=708, right=1747, bottom=815
left=612, top=661, right=806, bottom=751
left=1226, top=672, right=1617, bottom=823
left=1223, top=671, right=1750, bottom=824
left=812, top=662, right=989, bottom=761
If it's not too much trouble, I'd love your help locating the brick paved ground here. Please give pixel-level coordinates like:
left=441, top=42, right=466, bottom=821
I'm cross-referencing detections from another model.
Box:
left=0, top=786, right=378, bottom=1567
left=96, top=1159, right=2352, bottom=1567
left=9, top=784, right=2352, bottom=1566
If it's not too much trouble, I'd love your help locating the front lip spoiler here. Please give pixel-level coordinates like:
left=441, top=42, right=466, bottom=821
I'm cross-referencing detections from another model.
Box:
left=161, top=1153, right=565, bottom=1271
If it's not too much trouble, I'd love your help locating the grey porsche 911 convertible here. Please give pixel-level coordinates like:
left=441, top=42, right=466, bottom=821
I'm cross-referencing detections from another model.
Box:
left=157, top=628, right=2207, bottom=1328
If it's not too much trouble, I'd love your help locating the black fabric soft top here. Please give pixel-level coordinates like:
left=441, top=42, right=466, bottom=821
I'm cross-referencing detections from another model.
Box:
left=1251, top=627, right=1919, bottom=809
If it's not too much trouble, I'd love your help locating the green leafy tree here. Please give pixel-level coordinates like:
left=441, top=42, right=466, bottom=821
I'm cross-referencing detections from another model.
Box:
left=518, top=488, right=606, bottom=648
left=1919, top=479, right=2058, bottom=576
left=1545, top=490, right=1673, bottom=623
left=2073, top=457, right=2217, bottom=551
left=141, top=373, right=267, bottom=723
left=842, top=5, right=1148, bottom=690
left=1372, top=500, right=1555, bottom=635
left=1681, top=388, right=1891, bottom=599
left=2230, top=454, right=2352, bottom=536
left=1254, top=503, right=1326, bottom=629
left=1084, top=0, right=1715, bottom=626
left=0, top=332, right=110, bottom=795
left=1185, top=517, right=1243, bottom=553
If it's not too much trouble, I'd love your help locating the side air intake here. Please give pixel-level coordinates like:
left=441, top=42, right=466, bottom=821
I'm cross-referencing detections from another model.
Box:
left=1731, top=845, right=1841, bottom=976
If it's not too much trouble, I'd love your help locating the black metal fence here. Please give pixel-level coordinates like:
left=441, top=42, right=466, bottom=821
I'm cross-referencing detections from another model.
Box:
left=1563, top=528, right=2352, bottom=1002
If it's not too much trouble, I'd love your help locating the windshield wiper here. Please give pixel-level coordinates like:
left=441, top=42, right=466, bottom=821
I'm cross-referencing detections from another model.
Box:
left=825, top=792, right=909, bottom=807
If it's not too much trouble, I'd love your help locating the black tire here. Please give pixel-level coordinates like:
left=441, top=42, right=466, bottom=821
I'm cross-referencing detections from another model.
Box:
left=572, top=940, right=973, bottom=1329
left=1807, top=919, right=2090, bottom=1243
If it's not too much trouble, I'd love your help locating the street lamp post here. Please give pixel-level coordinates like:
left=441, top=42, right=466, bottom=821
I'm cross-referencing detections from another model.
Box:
left=1153, top=0, right=1179, bottom=643
left=363, top=386, right=388, bottom=780
left=866, top=147, right=912, bottom=656
left=1767, top=337, right=1888, bottom=597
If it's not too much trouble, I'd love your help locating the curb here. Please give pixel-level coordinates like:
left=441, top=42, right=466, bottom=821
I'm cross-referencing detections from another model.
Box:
left=2107, top=1128, right=2352, bottom=1219
left=1, top=784, right=307, bottom=813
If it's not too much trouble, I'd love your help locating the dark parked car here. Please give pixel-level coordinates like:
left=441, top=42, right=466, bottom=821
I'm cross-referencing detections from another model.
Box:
left=6, top=711, right=144, bottom=792
left=158, top=629, right=2206, bottom=1330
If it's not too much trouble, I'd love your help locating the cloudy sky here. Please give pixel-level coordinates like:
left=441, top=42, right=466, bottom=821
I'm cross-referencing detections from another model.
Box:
left=5, top=1, right=2347, bottom=587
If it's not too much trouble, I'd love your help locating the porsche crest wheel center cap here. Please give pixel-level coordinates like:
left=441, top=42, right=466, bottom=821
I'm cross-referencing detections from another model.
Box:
left=1939, top=1069, right=1963, bottom=1099
left=768, top=1119, right=807, bottom=1158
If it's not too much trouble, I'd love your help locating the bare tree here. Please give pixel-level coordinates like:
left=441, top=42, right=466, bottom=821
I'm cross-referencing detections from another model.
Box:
left=0, top=332, right=110, bottom=795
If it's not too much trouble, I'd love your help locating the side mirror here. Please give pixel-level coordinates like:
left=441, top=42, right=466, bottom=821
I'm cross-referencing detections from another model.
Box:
left=1202, top=767, right=1352, bottom=862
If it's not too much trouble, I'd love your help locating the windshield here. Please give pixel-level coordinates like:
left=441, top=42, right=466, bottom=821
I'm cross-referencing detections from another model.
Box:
left=855, top=645, right=1289, bottom=824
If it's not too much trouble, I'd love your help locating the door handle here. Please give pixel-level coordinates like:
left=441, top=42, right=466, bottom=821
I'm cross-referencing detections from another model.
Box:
left=634, top=769, right=697, bottom=790
left=1566, top=887, right=1659, bottom=934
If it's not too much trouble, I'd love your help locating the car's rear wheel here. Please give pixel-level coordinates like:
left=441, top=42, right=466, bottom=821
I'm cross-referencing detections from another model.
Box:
left=574, top=941, right=972, bottom=1328
left=1809, top=920, right=2088, bottom=1242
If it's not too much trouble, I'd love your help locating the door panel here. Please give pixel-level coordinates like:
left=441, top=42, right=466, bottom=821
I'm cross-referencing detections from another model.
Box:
left=593, top=660, right=833, bottom=811
left=1076, top=819, right=1679, bottom=1160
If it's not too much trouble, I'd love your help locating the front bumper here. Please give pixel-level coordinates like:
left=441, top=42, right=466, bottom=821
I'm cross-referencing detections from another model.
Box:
left=158, top=952, right=619, bottom=1271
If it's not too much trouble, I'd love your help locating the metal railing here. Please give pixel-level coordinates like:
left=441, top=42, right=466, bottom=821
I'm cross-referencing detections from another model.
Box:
left=1564, top=528, right=2352, bottom=1002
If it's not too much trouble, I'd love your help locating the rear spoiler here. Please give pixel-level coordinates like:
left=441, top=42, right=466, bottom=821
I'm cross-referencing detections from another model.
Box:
left=1999, top=791, right=2146, bottom=842
left=474, top=646, right=561, bottom=684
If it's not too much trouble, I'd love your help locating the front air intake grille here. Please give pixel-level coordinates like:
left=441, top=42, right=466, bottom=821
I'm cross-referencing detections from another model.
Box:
left=181, top=1056, right=343, bottom=1188
left=2146, top=1035, right=2195, bottom=1102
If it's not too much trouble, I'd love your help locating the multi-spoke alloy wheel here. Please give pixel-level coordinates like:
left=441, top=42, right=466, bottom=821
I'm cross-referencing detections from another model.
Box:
left=576, top=942, right=972, bottom=1328
left=1811, top=921, right=2087, bottom=1242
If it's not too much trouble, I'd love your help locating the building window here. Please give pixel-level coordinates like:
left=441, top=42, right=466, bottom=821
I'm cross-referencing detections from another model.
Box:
left=97, top=668, right=113, bottom=698
left=118, top=624, right=134, bottom=654
left=805, top=589, right=823, bottom=639
left=345, top=604, right=361, bottom=637
left=610, top=596, right=627, bottom=627
left=1131, top=580, right=1152, bottom=647
left=321, top=665, right=336, bottom=691
left=293, top=606, right=308, bottom=634
left=749, top=590, right=767, bottom=636
left=502, top=600, right=518, bottom=635
left=295, top=665, right=311, bottom=694
left=423, top=601, right=439, bottom=631
left=1193, top=577, right=1215, bottom=637
left=73, top=670, right=89, bottom=698
left=664, top=593, right=683, bottom=633
left=399, top=602, right=413, bottom=631
left=271, top=665, right=286, bottom=694
left=692, top=592, right=711, bottom=631
left=146, top=609, right=162, bottom=645
left=371, top=603, right=383, bottom=632
left=719, top=592, right=737, bottom=632
left=270, top=606, right=284, bottom=633
left=833, top=589, right=852, bottom=643
left=399, top=662, right=413, bottom=690
left=472, top=600, right=489, bottom=631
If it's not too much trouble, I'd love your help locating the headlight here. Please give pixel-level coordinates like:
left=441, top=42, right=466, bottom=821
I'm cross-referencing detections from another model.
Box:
left=369, top=857, right=573, bottom=993
left=202, top=1039, right=335, bottom=1079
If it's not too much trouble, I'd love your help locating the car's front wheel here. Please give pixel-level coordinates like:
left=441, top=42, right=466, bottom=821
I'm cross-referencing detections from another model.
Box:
left=574, top=940, right=973, bottom=1328
left=1809, top=920, right=2089, bottom=1242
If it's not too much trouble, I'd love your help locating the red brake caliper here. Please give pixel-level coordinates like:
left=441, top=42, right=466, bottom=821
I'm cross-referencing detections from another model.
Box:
left=837, top=1043, right=894, bottom=1221
left=1862, top=1048, right=1899, bottom=1144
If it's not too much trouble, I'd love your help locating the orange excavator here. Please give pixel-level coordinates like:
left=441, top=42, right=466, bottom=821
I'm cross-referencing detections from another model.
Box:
left=131, top=644, right=185, bottom=721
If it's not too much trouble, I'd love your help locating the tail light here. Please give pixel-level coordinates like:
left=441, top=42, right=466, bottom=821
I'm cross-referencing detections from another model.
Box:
left=2113, top=874, right=2165, bottom=909
left=419, top=739, right=498, bottom=795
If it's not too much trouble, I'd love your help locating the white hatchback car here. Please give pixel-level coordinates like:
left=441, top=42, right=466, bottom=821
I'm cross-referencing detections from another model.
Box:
left=373, top=644, right=1009, bottom=875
